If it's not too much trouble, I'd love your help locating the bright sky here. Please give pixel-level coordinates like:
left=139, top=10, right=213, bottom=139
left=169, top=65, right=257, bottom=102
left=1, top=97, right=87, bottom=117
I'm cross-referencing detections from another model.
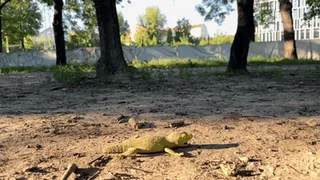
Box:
left=116, top=0, right=238, bottom=37
left=40, top=0, right=238, bottom=36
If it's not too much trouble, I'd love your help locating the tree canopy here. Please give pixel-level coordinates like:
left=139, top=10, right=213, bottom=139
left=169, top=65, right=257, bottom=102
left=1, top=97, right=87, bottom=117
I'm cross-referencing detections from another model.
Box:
left=2, top=0, right=42, bottom=51
left=196, top=0, right=235, bottom=25
left=134, top=6, right=167, bottom=46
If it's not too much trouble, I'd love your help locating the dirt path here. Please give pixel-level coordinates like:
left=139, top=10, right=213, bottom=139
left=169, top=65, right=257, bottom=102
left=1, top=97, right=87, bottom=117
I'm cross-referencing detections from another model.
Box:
left=0, top=65, right=320, bottom=179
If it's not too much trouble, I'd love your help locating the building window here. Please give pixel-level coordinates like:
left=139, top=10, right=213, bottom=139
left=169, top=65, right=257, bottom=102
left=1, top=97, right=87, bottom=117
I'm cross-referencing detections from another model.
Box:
left=314, top=28, right=319, bottom=38
left=281, top=32, right=284, bottom=40
left=306, top=29, right=310, bottom=39
left=295, top=30, right=298, bottom=39
left=293, top=9, right=297, bottom=19
left=301, top=30, right=305, bottom=39
left=277, top=22, right=279, bottom=31
left=298, top=0, right=300, bottom=7
left=277, top=32, right=281, bottom=41
left=270, top=2, right=274, bottom=10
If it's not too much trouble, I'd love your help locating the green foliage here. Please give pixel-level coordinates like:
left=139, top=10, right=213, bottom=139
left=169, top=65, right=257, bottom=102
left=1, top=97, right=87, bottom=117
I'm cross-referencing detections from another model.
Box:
left=196, top=0, right=235, bottom=25
left=254, top=1, right=274, bottom=28
left=118, top=12, right=130, bottom=36
left=209, top=34, right=234, bottom=44
left=134, top=28, right=151, bottom=47
left=67, top=30, right=94, bottom=49
left=2, top=0, right=42, bottom=51
left=52, top=64, right=94, bottom=85
left=199, top=38, right=209, bottom=46
left=174, top=18, right=192, bottom=42
left=305, top=0, right=320, bottom=19
left=166, top=28, right=173, bottom=45
left=135, top=6, right=167, bottom=46
left=173, top=36, right=194, bottom=46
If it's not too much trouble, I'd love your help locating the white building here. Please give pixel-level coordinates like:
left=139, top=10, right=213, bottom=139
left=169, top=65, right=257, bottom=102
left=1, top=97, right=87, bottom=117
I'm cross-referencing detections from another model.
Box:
left=255, top=0, right=320, bottom=42
left=190, top=24, right=209, bottom=39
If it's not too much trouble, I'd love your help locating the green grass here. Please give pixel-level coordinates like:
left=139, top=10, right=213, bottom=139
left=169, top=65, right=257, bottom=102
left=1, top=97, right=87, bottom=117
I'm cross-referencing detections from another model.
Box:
left=1, top=57, right=320, bottom=84
left=129, top=57, right=320, bottom=69
left=130, top=58, right=227, bottom=69
left=0, top=64, right=95, bottom=85
left=0, top=64, right=95, bottom=75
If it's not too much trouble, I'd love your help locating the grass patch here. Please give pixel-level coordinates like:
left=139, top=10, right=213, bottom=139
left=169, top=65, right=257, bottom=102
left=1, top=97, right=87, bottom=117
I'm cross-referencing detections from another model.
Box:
left=51, top=64, right=95, bottom=85
left=130, top=57, right=320, bottom=69
left=0, top=66, right=52, bottom=74
left=0, top=64, right=95, bottom=85
left=130, top=58, right=227, bottom=69
left=248, top=56, right=320, bottom=66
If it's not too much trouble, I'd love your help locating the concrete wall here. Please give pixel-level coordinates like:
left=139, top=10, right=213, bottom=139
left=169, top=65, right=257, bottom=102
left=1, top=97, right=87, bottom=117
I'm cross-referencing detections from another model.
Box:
left=0, top=39, right=319, bottom=67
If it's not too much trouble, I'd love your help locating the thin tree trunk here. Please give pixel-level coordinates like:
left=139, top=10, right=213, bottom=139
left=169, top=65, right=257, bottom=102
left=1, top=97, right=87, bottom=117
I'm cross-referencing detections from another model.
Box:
left=227, top=0, right=255, bottom=72
left=0, top=0, right=12, bottom=53
left=21, top=38, right=25, bottom=52
left=53, top=0, right=66, bottom=65
left=280, top=0, right=298, bottom=59
left=93, top=0, right=127, bottom=79
left=0, top=11, right=2, bottom=53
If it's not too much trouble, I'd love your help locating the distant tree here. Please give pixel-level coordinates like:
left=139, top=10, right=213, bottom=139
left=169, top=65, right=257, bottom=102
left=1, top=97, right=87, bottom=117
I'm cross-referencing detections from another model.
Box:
left=134, top=26, right=150, bottom=47
left=197, top=0, right=255, bottom=72
left=118, top=12, right=130, bottom=44
left=64, top=0, right=98, bottom=48
left=0, top=0, right=12, bottom=53
left=305, top=0, right=320, bottom=19
left=174, top=18, right=191, bottom=43
left=2, top=0, right=42, bottom=51
left=166, top=28, right=173, bottom=45
left=67, top=30, right=93, bottom=49
left=209, top=33, right=234, bottom=45
left=137, top=6, right=166, bottom=45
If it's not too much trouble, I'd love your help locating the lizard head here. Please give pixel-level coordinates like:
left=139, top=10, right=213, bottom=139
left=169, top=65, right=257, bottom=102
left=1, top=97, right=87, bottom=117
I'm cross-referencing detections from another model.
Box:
left=166, top=131, right=193, bottom=146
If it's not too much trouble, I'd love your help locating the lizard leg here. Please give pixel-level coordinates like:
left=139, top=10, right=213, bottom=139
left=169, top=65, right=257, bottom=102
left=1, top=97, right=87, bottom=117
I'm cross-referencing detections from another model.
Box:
left=164, top=148, right=184, bottom=157
left=111, top=148, right=140, bottom=160
left=121, top=147, right=140, bottom=156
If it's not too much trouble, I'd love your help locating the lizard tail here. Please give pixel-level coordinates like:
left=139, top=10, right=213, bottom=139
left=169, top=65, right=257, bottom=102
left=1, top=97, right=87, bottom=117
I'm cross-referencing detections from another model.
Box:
left=102, top=143, right=125, bottom=153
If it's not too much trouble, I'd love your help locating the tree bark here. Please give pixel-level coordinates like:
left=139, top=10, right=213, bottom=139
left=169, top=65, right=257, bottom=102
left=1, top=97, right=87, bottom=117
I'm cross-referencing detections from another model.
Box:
left=53, top=0, right=66, bottom=65
left=0, top=0, right=13, bottom=54
left=21, top=38, right=25, bottom=52
left=280, top=0, right=298, bottom=59
left=227, top=0, right=255, bottom=72
left=93, top=0, right=127, bottom=79
left=0, top=10, right=2, bottom=53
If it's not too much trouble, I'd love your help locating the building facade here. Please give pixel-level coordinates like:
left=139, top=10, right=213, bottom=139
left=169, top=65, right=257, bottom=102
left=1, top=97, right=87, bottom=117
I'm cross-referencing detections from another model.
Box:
left=255, top=0, right=320, bottom=42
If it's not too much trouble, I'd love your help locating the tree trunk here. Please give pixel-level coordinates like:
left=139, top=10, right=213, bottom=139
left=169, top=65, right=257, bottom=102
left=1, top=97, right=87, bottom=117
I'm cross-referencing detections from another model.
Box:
left=0, top=0, right=12, bottom=54
left=93, top=0, right=127, bottom=79
left=280, top=0, right=298, bottom=59
left=53, top=0, right=66, bottom=65
left=0, top=11, right=3, bottom=53
left=227, top=0, right=255, bottom=72
left=21, top=38, right=25, bottom=52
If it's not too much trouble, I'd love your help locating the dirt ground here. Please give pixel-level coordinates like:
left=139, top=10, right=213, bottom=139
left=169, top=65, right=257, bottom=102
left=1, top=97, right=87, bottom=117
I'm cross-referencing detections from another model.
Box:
left=0, top=65, right=320, bottom=180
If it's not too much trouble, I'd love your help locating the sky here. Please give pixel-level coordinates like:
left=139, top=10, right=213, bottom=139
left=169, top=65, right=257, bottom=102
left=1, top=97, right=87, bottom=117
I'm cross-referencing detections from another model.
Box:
left=117, top=0, right=238, bottom=37
left=40, top=0, right=238, bottom=37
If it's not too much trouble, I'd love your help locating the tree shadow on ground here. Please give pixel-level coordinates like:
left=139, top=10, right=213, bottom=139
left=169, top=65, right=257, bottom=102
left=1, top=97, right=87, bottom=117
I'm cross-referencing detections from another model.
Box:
left=182, top=143, right=239, bottom=157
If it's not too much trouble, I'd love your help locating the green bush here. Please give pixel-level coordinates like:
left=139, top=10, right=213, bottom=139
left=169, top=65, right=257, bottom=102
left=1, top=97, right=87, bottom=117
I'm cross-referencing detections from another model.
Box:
left=51, top=64, right=94, bottom=85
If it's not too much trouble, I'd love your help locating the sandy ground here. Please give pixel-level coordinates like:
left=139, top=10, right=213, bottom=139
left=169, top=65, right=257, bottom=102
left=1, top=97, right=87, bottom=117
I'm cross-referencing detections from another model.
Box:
left=0, top=65, right=320, bottom=180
